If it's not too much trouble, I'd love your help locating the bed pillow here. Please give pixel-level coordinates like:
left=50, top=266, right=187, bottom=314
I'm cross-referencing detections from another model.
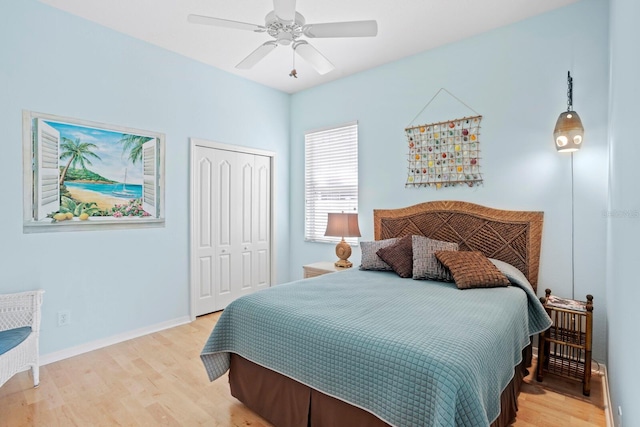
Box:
left=359, top=238, right=399, bottom=271
left=376, top=235, right=413, bottom=278
left=434, top=250, right=510, bottom=289
left=412, top=235, right=458, bottom=281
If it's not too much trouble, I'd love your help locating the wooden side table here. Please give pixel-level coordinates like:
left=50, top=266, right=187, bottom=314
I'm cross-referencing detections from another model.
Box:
left=536, top=288, right=594, bottom=396
left=302, top=262, right=347, bottom=279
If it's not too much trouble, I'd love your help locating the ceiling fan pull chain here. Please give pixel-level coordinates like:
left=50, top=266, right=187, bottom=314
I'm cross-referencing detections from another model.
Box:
left=290, top=49, right=298, bottom=78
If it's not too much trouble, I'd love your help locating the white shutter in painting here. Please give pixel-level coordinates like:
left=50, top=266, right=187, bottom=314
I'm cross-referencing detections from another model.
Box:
left=142, top=139, right=158, bottom=216
left=304, top=122, right=358, bottom=244
left=35, top=119, right=60, bottom=220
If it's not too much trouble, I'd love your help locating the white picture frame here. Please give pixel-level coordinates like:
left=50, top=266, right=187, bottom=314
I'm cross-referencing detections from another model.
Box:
left=22, top=110, right=166, bottom=233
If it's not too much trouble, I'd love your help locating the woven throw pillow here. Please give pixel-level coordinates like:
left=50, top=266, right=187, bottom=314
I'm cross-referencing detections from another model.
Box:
left=359, top=238, right=399, bottom=271
left=376, top=235, right=413, bottom=278
left=434, top=250, right=510, bottom=289
left=412, top=235, right=458, bottom=281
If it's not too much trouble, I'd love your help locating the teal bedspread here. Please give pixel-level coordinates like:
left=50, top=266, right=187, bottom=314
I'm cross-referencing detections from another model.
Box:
left=201, top=266, right=551, bottom=427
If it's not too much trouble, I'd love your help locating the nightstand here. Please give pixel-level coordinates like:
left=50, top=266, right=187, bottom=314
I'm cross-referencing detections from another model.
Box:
left=302, top=262, right=347, bottom=279
left=536, top=288, right=594, bottom=396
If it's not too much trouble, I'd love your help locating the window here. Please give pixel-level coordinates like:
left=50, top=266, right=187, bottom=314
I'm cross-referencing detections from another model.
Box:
left=304, top=122, right=358, bottom=244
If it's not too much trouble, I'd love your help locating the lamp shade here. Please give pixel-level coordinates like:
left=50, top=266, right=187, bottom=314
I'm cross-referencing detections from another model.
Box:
left=324, top=213, right=361, bottom=238
left=554, top=110, right=584, bottom=152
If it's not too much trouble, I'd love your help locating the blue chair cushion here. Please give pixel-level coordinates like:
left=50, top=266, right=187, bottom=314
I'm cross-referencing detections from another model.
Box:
left=0, top=327, right=32, bottom=355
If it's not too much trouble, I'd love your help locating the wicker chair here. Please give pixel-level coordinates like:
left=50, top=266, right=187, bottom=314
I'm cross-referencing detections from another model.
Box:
left=0, top=290, right=44, bottom=388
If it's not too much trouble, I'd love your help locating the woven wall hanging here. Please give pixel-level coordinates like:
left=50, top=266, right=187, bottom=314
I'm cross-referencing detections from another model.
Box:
left=405, top=89, right=483, bottom=189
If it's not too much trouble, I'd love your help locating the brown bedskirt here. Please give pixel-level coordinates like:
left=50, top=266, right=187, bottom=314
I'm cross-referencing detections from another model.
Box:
left=229, top=346, right=530, bottom=427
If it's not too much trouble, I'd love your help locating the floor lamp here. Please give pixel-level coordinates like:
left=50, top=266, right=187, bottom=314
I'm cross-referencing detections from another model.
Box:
left=553, top=71, right=584, bottom=299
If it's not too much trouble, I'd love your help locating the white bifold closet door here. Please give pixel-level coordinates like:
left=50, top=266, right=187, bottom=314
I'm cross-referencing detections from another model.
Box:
left=193, top=146, right=271, bottom=315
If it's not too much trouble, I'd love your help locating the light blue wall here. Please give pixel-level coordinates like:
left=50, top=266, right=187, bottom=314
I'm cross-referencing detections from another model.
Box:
left=607, top=0, right=639, bottom=425
left=290, top=0, right=610, bottom=363
left=0, top=1, right=290, bottom=355
left=2, top=0, right=625, bottom=408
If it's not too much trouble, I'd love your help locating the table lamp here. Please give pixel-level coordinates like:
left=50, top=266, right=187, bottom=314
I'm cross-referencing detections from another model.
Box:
left=324, top=212, right=361, bottom=268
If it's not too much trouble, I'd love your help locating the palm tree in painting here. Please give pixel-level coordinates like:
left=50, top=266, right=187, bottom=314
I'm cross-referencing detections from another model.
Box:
left=119, top=134, right=153, bottom=164
left=58, top=137, right=101, bottom=185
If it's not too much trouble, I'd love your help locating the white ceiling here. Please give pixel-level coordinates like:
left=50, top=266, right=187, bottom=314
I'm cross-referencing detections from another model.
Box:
left=39, top=0, right=579, bottom=94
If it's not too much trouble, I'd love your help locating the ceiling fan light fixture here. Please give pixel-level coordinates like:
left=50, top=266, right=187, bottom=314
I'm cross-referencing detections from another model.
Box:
left=276, top=32, right=294, bottom=45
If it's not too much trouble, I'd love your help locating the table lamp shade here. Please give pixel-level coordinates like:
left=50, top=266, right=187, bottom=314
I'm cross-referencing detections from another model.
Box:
left=324, top=213, right=361, bottom=238
left=324, top=213, right=361, bottom=268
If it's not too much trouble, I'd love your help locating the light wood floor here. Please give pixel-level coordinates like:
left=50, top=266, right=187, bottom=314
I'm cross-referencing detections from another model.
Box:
left=0, top=312, right=605, bottom=427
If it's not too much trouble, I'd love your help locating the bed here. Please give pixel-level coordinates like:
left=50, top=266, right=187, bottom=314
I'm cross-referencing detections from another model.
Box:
left=201, top=201, right=551, bottom=427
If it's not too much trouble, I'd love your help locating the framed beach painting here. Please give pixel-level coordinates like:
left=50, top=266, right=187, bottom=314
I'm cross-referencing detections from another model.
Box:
left=22, top=111, right=165, bottom=233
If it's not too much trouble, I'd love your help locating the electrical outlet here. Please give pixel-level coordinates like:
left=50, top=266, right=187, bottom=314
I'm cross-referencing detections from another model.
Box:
left=57, top=310, right=71, bottom=326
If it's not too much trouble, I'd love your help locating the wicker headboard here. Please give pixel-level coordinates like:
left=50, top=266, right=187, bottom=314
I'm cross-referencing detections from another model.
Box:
left=373, top=201, right=544, bottom=292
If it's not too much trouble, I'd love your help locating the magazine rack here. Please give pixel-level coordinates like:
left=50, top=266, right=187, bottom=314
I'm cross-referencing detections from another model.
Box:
left=536, top=288, right=594, bottom=396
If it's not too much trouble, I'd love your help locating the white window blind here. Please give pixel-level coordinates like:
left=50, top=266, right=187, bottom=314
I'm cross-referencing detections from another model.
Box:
left=305, top=122, right=358, bottom=244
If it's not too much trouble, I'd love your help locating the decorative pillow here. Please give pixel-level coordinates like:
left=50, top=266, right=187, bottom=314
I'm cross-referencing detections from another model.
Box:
left=434, top=251, right=510, bottom=289
left=359, top=238, right=399, bottom=271
left=376, top=235, right=413, bottom=278
left=412, top=235, right=458, bottom=281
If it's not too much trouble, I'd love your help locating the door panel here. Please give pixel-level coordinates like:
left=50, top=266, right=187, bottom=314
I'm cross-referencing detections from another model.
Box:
left=217, top=159, right=232, bottom=247
left=193, top=144, right=272, bottom=316
left=258, top=249, right=269, bottom=287
left=214, top=151, right=236, bottom=310
left=194, top=147, right=216, bottom=315
left=241, top=158, right=253, bottom=246
left=217, top=254, right=231, bottom=294
left=241, top=251, right=252, bottom=290
left=254, top=155, right=271, bottom=291
left=257, top=162, right=270, bottom=244
left=198, top=159, right=212, bottom=247
left=199, top=257, right=212, bottom=298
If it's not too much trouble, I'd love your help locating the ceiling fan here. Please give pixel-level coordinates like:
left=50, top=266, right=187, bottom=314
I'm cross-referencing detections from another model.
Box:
left=187, top=0, right=378, bottom=76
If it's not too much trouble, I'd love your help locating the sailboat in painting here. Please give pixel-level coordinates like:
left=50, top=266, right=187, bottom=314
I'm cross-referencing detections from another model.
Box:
left=112, top=168, right=136, bottom=198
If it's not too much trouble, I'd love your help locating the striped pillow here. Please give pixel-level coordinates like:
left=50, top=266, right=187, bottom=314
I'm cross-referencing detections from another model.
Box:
left=412, top=235, right=458, bottom=281
left=359, top=238, right=399, bottom=271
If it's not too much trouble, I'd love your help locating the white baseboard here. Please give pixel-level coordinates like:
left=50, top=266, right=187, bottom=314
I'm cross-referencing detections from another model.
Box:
left=40, top=315, right=192, bottom=366
left=601, top=363, right=614, bottom=427
left=531, top=349, right=612, bottom=426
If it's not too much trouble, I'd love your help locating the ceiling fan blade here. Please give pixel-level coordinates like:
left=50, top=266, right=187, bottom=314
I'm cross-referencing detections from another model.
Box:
left=236, top=42, right=278, bottom=69
left=302, top=20, right=378, bottom=38
left=187, top=14, right=265, bottom=32
left=293, top=41, right=335, bottom=75
left=273, top=0, right=296, bottom=22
